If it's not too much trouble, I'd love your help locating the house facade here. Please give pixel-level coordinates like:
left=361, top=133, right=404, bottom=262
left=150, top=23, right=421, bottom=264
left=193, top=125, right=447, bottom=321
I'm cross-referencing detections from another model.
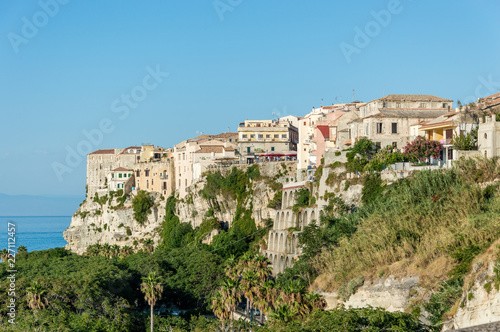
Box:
left=238, top=118, right=298, bottom=164
left=351, top=94, right=452, bottom=149
left=174, top=135, right=239, bottom=198
left=107, top=167, right=134, bottom=191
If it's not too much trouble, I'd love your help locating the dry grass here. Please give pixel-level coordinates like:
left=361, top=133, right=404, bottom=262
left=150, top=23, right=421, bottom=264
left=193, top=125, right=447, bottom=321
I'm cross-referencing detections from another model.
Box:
left=313, top=169, right=500, bottom=291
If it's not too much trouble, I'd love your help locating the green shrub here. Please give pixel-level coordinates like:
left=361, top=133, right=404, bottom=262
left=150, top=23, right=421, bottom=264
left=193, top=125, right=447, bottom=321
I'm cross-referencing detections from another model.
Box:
left=132, top=190, right=153, bottom=224
left=268, top=191, right=283, bottom=209
left=126, top=227, right=132, bottom=236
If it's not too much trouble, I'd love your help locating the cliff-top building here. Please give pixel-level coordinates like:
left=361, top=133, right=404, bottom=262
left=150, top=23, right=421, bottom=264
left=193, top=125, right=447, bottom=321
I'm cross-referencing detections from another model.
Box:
left=350, top=94, right=452, bottom=149
left=238, top=118, right=299, bottom=164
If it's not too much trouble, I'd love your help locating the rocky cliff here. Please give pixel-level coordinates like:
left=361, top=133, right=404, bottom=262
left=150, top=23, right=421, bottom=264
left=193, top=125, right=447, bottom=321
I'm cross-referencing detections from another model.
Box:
left=63, top=192, right=165, bottom=254
left=64, top=162, right=297, bottom=254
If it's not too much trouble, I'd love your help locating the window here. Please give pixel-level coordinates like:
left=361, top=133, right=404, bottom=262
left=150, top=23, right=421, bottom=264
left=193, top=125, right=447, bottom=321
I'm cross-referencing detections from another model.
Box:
left=376, top=123, right=383, bottom=134
left=250, top=134, right=255, bottom=138
left=112, top=173, right=114, bottom=178
left=119, top=173, right=122, bottom=178
left=396, top=103, right=401, bottom=108
left=258, top=134, right=263, bottom=139
left=448, top=148, right=453, bottom=160
left=271, top=147, right=275, bottom=151
left=419, top=103, right=427, bottom=108
left=365, top=125, right=369, bottom=135
left=136, top=170, right=140, bottom=177
left=391, top=123, right=398, bottom=134
left=282, top=134, right=287, bottom=139
left=145, top=169, right=149, bottom=177
left=274, top=134, right=279, bottom=138
left=392, top=142, right=397, bottom=148
left=242, top=134, right=247, bottom=138
left=443, top=103, right=447, bottom=108
left=247, top=147, right=251, bottom=153
left=266, top=134, right=270, bottom=138
left=382, top=102, right=387, bottom=108
left=303, top=121, right=306, bottom=125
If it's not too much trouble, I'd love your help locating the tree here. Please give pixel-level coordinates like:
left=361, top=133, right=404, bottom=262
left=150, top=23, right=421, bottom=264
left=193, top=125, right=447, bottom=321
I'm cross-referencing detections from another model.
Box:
left=0, top=248, right=9, bottom=263
left=452, top=127, right=478, bottom=150
left=26, top=281, right=47, bottom=310
left=403, top=136, right=442, bottom=164
left=346, top=138, right=378, bottom=172
left=141, top=272, right=163, bottom=332
left=133, top=190, right=154, bottom=224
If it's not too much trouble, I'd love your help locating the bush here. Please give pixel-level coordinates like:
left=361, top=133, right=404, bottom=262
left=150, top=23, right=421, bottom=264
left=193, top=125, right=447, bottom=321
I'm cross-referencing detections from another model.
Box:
left=403, top=136, right=442, bottom=163
left=346, top=138, right=378, bottom=173
left=452, top=127, right=478, bottom=150
left=132, top=190, right=153, bottom=224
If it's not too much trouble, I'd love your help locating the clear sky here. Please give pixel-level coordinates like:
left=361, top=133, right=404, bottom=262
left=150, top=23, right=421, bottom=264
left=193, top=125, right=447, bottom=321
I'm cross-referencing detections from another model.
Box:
left=1, top=0, right=499, bottom=198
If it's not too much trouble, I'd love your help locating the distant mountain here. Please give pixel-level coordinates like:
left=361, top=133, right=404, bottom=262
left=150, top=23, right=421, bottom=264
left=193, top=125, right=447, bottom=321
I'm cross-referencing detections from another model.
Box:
left=0, top=194, right=84, bottom=216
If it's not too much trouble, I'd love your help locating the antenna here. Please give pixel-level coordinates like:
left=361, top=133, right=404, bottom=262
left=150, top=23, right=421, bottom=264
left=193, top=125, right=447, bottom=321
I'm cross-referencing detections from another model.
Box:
left=352, top=89, right=355, bottom=103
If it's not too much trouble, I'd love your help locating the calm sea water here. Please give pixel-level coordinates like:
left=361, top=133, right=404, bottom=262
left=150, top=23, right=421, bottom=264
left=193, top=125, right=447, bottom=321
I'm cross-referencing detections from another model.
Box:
left=0, top=216, right=71, bottom=252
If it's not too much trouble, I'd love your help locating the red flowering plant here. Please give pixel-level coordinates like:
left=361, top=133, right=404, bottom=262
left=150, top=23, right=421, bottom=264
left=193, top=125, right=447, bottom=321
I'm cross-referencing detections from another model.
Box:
left=403, top=136, right=442, bottom=164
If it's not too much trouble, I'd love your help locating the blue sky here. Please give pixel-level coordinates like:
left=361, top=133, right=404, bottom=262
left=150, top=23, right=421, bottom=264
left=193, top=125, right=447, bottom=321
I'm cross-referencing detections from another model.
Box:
left=1, top=0, right=499, bottom=198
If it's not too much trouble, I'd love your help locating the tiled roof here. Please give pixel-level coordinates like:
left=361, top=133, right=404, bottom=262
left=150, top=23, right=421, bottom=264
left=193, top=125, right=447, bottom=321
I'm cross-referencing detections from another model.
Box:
left=378, top=94, right=452, bottom=102
left=118, top=146, right=141, bottom=155
left=89, top=149, right=115, bottom=155
left=111, top=167, right=132, bottom=172
left=214, top=132, right=238, bottom=138
left=419, top=120, right=455, bottom=130
left=195, top=146, right=224, bottom=154
left=379, top=109, right=447, bottom=118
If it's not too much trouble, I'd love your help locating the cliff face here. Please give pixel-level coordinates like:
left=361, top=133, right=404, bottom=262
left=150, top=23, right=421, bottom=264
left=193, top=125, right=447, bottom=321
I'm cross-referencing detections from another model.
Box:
left=64, top=162, right=297, bottom=254
left=63, top=193, right=165, bottom=254
left=176, top=162, right=297, bottom=228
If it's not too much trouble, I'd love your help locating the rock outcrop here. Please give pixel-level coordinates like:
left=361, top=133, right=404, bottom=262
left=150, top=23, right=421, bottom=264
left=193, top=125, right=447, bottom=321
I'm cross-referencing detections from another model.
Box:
left=63, top=193, right=164, bottom=254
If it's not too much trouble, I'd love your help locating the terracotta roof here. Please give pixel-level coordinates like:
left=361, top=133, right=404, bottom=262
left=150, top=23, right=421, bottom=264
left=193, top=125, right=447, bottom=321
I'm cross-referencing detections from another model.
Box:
left=195, top=146, right=224, bottom=154
left=214, top=132, right=238, bottom=138
left=379, top=109, right=447, bottom=118
left=224, top=147, right=236, bottom=151
left=482, top=92, right=500, bottom=100
left=111, top=167, right=132, bottom=172
left=419, top=120, right=455, bottom=130
left=118, top=146, right=141, bottom=155
left=377, top=94, right=452, bottom=102
left=89, top=149, right=115, bottom=155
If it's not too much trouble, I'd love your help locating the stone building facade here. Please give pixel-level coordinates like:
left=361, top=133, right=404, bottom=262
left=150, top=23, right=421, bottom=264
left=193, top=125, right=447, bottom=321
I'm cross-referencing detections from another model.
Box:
left=238, top=119, right=298, bottom=164
left=350, top=94, right=452, bottom=149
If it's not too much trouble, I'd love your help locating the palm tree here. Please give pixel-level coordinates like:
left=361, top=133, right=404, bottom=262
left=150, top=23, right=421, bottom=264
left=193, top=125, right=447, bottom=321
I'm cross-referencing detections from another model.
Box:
left=212, top=290, right=230, bottom=330
left=143, top=239, right=154, bottom=254
left=17, top=245, right=27, bottom=254
left=141, top=272, right=163, bottom=332
left=220, top=278, right=241, bottom=320
left=26, top=281, right=47, bottom=310
left=0, top=249, right=9, bottom=263
left=111, top=244, right=120, bottom=258
left=269, top=304, right=297, bottom=324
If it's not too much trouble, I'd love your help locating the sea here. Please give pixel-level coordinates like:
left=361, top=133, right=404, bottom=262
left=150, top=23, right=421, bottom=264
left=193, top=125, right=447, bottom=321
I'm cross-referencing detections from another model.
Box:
left=0, top=216, right=71, bottom=252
